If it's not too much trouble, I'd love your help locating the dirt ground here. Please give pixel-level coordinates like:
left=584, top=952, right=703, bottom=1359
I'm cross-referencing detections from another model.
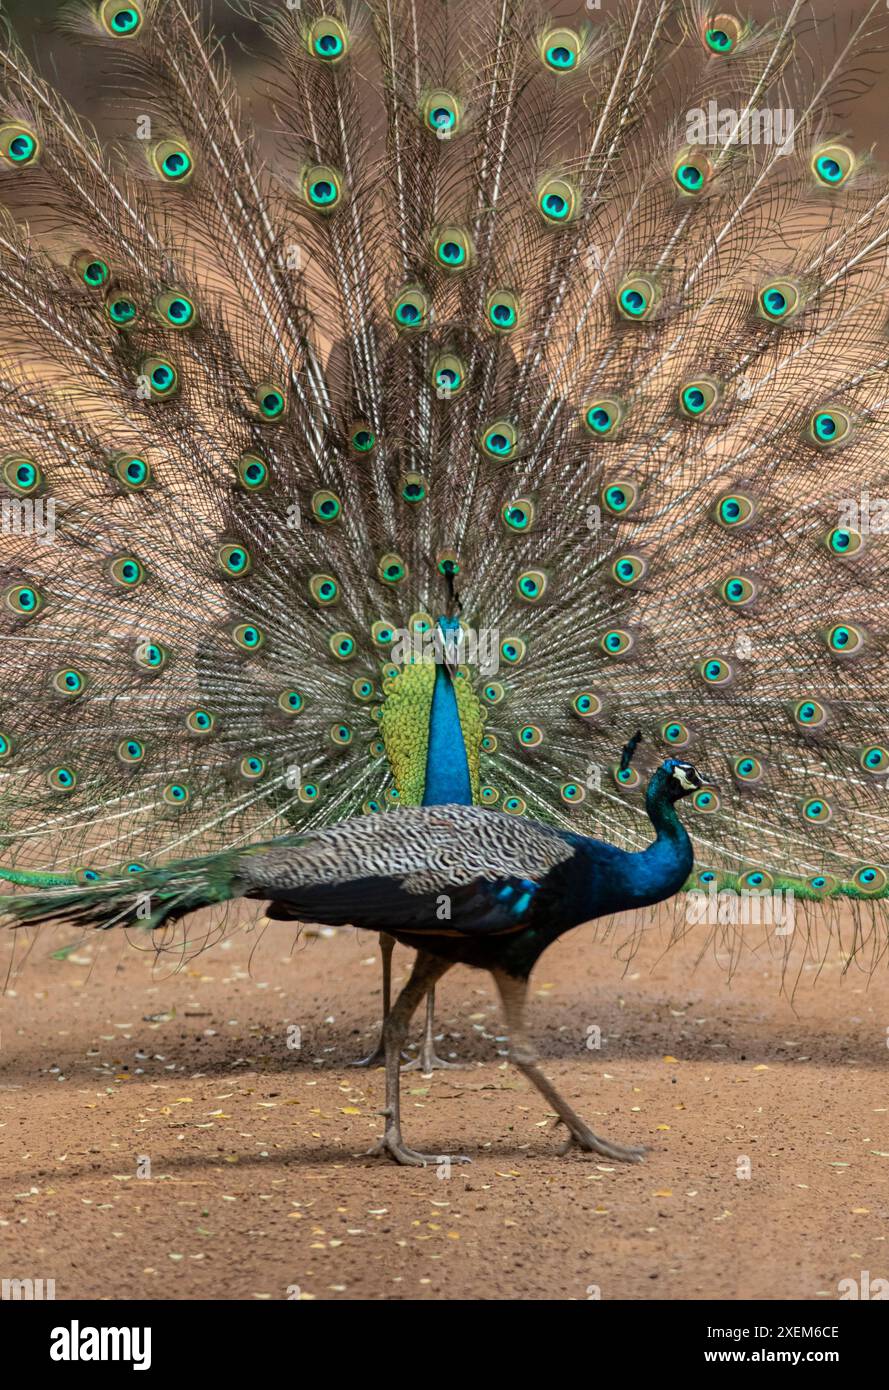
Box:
left=1, top=905, right=887, bottom=1302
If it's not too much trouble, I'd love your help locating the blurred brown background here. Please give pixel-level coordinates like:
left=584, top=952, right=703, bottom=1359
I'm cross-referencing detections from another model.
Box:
left=4, top=2, right=889, bottom=156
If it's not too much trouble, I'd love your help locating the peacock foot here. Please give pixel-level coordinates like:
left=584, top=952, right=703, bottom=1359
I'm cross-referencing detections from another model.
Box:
left=366, top=1127, right=471, bottom=1169
left=556, top=1122, right=646, bottom=1164
left=401, top=1043, right=460, bottom=1072
left=349, top=1039, right=409, bottom=1068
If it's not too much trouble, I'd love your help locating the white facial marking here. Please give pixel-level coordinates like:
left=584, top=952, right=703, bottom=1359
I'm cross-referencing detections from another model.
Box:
left=672, top=766, right=695, bottom=791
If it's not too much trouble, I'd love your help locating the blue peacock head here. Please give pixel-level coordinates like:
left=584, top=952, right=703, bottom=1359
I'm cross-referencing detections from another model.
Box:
left=661, top=757, right=710, bottom=801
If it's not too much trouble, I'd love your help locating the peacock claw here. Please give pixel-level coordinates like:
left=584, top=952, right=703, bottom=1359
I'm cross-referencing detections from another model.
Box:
left=349, top=1044, right=409, bottom=1068
left=366, top=1130, right=471, bottom=1168
left=556, top=1125, right=646, bottom=1164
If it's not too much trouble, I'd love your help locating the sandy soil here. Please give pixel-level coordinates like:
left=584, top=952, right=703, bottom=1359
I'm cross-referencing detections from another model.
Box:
left=1, top=906, right=887, bottom=1302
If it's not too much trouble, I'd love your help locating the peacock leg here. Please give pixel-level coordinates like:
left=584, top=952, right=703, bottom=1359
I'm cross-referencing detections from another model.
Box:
left=351, top=932, right=401, bottom=1067
left=366, top=950, right=471, bottom=1167
left=401, top=985, right=459, bottom=1071
left=493, top=969, right=646, bottom=1165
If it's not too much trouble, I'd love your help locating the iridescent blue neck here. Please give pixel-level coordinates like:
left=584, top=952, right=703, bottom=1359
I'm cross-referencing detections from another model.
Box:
left=422, top=617, right=472, bottom=807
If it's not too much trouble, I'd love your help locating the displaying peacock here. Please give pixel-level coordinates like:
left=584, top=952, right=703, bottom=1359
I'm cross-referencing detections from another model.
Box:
left=1, top=0, right=888, bottom=1162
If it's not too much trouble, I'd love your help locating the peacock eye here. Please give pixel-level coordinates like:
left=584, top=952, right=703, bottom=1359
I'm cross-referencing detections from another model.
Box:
left=807, top=406, right=853, bottom=448
left=134, top=639, right=170, bottom=672
left=720, top=574, right=756, bottom=606
left=486, top=290, right=521, bottom=334
left=277, top=689, right=304, bottom=716
left=51, top=667, right=87, bottom=699
left=739, top=870, right=773, bottom=891
left=825, top=526, right=863, bottom=557
left=537, top=176, right=579, bottom=224
left=307, top=17, right=349, bottom=62
left=371, top=620, right=396, bottom=647
left=329, top=631, right=356, bottom=661
left=100, top=2, right=144, bottom=36
left=600, top=629, right=633, bottom=656
left=714, top=491, right=755, bottom=529
left=309, top=573, right=339, bottom=605
left=852, top=865, right=888, bottom=896
left=422, top=90, right=462, bottom=136
left=502, top=796, right=526, bottom=815
left=540, top=27, right=581, bottom=71
left=515, top=569, right=547, bottom=602
left=500, top=636, right=526, bottom=665
left=230, top=622, right=265, bottom=652
left=672, top=148, right=713, bottom=195
left=433, top=225, right=472, bottom=271
left=3, top=584, right=44, bottom=617
left=0, top=122, right=40, bottom=166
left=733, top=755, right=763, bottom=782
left=807, top=874, right=836, bottom=897
left=150, top=140, right=194, bottom=183
left=48, top=765, right=77, bottom=792
left=436, top=550, right=460, bottom=580
left=560, top=781, right=585, bottom=804
left=116, top=737, right=145, bottom=764
left=391, top=287, right=430, bottom=330
left=109, top=555, right=145, bottom=589
left=302, top=163, right=343, bottom=211
left=378, top=552, right=408, bottom=585
left=661, top=720, right=690, bottom=746
left=757, top=278, right=803, bottom=323
left=802, top=797, right=832, bottom=823
left=431, top=354, right=467, bottom=398
left=572, top=691, right=602, bottom=719
left=482, top=682, right=505, bottom=705
left=480, top=785, right=500, bottom=804
left=311, top=489, right=342, bottom=524
left=703, top=13, right=744, bottom=54
left=583, top=398, right=626, bottom=438
left=162, top=782, right=190, bottom=806
left=616, top=274, right=659, bottom=322
left=811, top=142, right=855, bottom=187
left=350, top=423, right=376, bottom=453
left=481, top=734, right=498, bottom=753
left=76, top=253, right=110, bottom=287
left=613, top=765, right=641, bottom=789
left=699, top=656, right=732, bottom=685
left=254, top=381, right=286, bottom=419
left=299, top=783, right=320, bottom=803
left=105, top=292, right=139, bottom=328
left=693, top=789, right=719, bottom=812
left=186, top=707, right=217, bottom=734
left=679, top=377, right=721, bottom=418
left=216, top=542, right=252, bottom=578
left=0, top=731, right=13, bottom=761
left=611, top=554, right=647, bottom=587
left=601, top=479, right=637, bottom=514
left=110, top=453, right=152, bottom=490
left=155, top=289, right=197, bottom=329
left=140, top=355, right=179, bottom=398
left=825, top=622, right=864, bottom=656
left=238, top=755, right=266, bottom=780
left=352, top=677, right=375, bottom=701
left=480, top=421, right=518, bottom=460
left=236, top=453, right=270, bottom=491
left=793, top=698, right=828, bottom=730
left=861, top=745, right=889, bottom=774
left=2, top=454, right=44, bottom=495
left=330, top=722, right=353, bottom=746
left=399, top=471, right=428, bottom=503
left=408, top=612, right=433, bottom=635
left=501, top=497, right=535, bottom=532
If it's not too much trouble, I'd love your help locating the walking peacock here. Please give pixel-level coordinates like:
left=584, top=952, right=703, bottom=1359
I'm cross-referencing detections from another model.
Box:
left=1, top=0, right=888, bottom=1163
